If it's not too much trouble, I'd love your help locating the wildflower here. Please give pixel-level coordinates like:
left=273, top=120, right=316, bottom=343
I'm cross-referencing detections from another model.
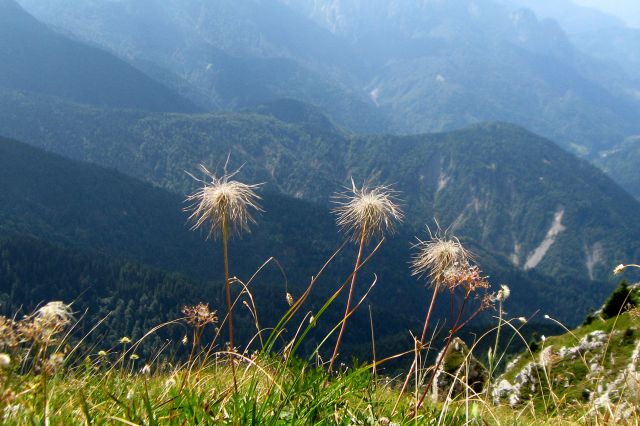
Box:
left=120, top=336, right=131, bottom=344
left=541, top=335, right=546, bottom=342
left=497, top=284, right=510, bottom=302
left=130, top=354, right=139, bottom=360
left=185, top=164, right=262, bottom=238
left=0, top=353, right=10, bottom=368
left=614, top=264, right=626, bottom=275
left=141, top=364, right=151, bottom=376
left=98, top=350, right=108, bottom=357
left=182, top=303, right=218, bottom=328
left=333, top=179, right=403, bottom=242
left=411, top=235, right=472, bottom=288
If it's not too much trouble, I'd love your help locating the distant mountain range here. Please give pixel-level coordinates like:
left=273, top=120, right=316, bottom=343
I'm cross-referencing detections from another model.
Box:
left=14, top=0, right=640, bottom=199
left=0, top=0, right=197, bottom=112
left=1, top=92, right=637, bottom=285
left=0, top=0, right=638, bottom=351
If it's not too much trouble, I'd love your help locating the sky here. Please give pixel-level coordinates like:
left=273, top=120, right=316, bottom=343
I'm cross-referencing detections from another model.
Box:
left=573, top=0, right=640, bottom=28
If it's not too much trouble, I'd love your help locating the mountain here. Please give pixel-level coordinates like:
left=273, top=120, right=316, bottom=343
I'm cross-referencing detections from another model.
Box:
left=15, top=0, right=387, bottom=133
left=1, top=91, right=638, bottom=286
left=0, top=135, right=617, bottom=353
left=0, top=0, right=197, bottom=112
left=15, top=0, right=640, bottom=198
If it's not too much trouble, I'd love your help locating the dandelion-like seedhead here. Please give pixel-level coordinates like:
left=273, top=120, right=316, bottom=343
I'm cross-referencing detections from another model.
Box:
left=333, top=179, right=403, bottom=242
left=36, top=301, right=73, bottom=327
left=185, top=164, right=262, bottom=238
left=411, top=235, right=473, bottom=287
left=182, top=303, right=218, bottom=328
left=19, top=301, right=74, bottom=343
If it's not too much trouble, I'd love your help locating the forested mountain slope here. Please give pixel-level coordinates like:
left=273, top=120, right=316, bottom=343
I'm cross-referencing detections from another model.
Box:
left=0, top=0, right=197, bottom=112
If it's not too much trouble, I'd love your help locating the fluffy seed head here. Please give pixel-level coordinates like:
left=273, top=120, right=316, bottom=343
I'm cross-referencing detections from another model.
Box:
left=411, top=235, right=473, bottom=287
left=37, top=301, right=73, bottom=326
left=0, top=353, right=10, bottom=368
left=186, top=164, right=262, bottom=238
left=333, top=179, right=403, bottom=242
left=496, top=284, right=511, bottom=302
left=613, top=264, right=625, bottom=275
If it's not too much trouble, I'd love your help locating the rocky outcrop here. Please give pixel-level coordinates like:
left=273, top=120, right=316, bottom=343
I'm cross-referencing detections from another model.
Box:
left=432, top=337, right=488, bottom=401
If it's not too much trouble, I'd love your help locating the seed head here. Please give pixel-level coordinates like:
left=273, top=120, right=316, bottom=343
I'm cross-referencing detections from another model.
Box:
left=0, top=353, right=10, bottom=368
left=185, top=164, right=262, bottom=238
left=411, top=235, right=472, bottom=287
left=182, top=303, right=218, bottom=328
left=333, top=179, right=403, bottom=242
left=496, top=284, right=511, bottom=302
left=613, top=264, right=625, bottom=275
left=37, top=301, right=73, bottom=327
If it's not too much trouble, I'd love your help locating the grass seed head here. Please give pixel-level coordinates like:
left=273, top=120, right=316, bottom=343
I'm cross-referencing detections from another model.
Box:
left=333, top=179, right=403, bottom=242
left=186, top=164, right=262, bottom=238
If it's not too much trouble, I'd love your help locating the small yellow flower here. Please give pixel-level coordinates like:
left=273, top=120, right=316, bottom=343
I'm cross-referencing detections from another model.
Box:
left=120, top=336, right=131, bottom=344
left=130, top=354, right=139, bottom=360
left=98, top=350, right=108, bottom=357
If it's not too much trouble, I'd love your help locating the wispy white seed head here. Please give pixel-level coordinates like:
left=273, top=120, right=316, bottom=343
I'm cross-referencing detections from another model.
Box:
left=186, top=164, right=262, bottom=238
left=517, top=317, right=527, bottom=323
left=497, top=284, right=511, bottom=302
left=544, top=314, right=550, bottom=319
left=411, top=235, right=472, bottom=287
left=613, top=264, right=625, bottom=275
left=333, top=179, right=403, bottom=242
left=141, top=364, right=151, bottom=376
left=36, top=301, right=73, bottom=327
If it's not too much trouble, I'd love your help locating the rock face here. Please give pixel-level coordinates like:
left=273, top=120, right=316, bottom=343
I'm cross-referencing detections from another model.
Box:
left=432, top=337, right=488, bottom=401
left=493, top=324, right=640, bottom=421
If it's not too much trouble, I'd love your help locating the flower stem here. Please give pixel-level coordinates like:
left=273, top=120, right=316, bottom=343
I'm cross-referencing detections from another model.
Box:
left=392, top=282, right=440, bottom=414
left=329, top=224, right=367, bottom=372
left=222, top=213, right=238, bottom=392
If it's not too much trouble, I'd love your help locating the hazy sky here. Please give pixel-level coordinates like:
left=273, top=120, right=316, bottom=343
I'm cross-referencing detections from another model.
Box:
left=573, top=0, right=640, bottom=28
